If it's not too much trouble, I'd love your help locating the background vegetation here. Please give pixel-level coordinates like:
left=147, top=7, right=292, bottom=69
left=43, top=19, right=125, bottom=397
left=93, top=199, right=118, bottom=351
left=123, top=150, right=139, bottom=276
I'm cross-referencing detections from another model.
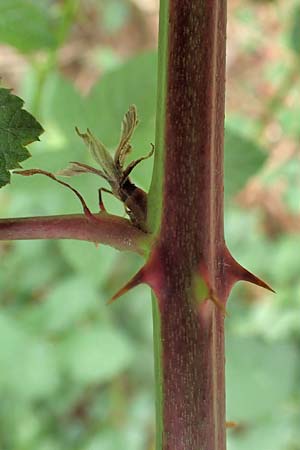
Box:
left=0, top=1, right=299, bottom=449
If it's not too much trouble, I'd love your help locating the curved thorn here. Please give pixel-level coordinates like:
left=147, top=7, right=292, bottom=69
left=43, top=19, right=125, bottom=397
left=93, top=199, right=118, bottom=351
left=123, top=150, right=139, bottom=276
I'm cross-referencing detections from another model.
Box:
left=107, top=267, right=145, bottom=304
left=238, top=266, right=275, bottom=293
left=224, top=246, right=275, bottom=293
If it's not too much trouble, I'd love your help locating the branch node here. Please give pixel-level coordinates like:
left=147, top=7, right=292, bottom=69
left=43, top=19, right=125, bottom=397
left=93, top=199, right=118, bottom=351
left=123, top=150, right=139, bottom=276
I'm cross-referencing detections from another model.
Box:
left=197, top=261, right=228, bottom=316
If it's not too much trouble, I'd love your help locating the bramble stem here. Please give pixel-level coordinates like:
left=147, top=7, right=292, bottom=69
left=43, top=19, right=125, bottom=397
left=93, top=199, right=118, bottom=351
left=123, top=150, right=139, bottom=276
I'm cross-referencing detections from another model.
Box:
left=148, top=1, right=228, bottom=449
left=0, top=213, right=148, bottom=255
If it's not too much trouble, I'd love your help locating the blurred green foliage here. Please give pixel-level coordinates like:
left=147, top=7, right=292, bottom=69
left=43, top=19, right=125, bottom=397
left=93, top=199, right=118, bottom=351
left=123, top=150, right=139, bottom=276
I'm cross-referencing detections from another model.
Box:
left=0, top=0, right=58, bottom=53
left=0, top=0, right=300, bottom=449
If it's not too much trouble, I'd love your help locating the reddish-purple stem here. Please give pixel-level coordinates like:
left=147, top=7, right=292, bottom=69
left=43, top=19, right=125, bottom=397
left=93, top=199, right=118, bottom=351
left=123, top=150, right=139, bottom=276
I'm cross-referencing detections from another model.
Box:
left=112, top=2, right=273, bottom=447
left=152, top=2, right=228, bottom=448
left=0, top=214, right=147, bottom=255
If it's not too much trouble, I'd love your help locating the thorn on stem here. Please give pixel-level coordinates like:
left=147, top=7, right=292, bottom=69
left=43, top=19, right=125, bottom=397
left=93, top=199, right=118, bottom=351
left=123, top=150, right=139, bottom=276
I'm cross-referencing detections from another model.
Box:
left=107, top=267, right=145, bottom=304
left=224, top=247, right=275, bottom=294
left=238, top=266, right=275, bottom=293
left=98, top=188, right=106, bottom=212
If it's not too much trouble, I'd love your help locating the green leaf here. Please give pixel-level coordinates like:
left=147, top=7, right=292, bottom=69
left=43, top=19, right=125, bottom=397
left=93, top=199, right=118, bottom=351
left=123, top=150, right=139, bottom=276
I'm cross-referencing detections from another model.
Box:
left=58, top=240, right=117, bottom=287
left=0, top=313, right=59, bottom=400
left=59, top=326, right=134, bottom=384
left=75, top=127, right=117, bottom=181
left=224, top=129, right=267, bottom=199
left=84, top=430, right=129, bottom=450
left=288, top=4, right=300, bottom=56
left=277, top=105, right=300, bottom=138
left=101, top=0, right=130, bottom=34
left=227, top=415, right=295, bottom=450
left=85, top=52, right=157, bottom=146
left=0, top=0, right=57, bottom=53
left=40, top=52, right=157, bottom=148
left=0, top=88, right=43, bottom=187
left=30, top=277, right=102, bottom=333
left=226, top=336, right=297, bottom=422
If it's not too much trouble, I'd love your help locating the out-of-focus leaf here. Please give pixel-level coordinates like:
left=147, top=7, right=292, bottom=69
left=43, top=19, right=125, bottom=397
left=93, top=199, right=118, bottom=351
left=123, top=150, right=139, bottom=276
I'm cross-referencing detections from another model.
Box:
left=270, top=236, right=300, bottom=285
left=85, top=52, right=156, bottom=147
left=235, top=299, right=300, bottom=341
left=0, top=0, right=57, bottom=53
left=101, top=0, right=129, bottom=33
left=226, top=336, right=297, bottom=422
left=39, top=52, right=156, bottom=150
left=0, top=403, right=44, bottom=450
left=59, top=326, right=134, bottom=384
left=227, top=415, right=294, bottom=450
left=251, top=0, right=276, bottom=4
left=58, top=240, right=117, bottom=287
left=277, top=105, right=300, bottom=138
left=29, top=277, right=102, bottom=333
left=0, top=313, right=59, bottom=400
left=224, top=129, right=267, bottom=198
left=84, top=430, right=127, bottom=450
left=288, top=4, right=300, bottom=56
left=94, top=48, right=122, bottom=71
left=0, top=88, right=43, bottom=187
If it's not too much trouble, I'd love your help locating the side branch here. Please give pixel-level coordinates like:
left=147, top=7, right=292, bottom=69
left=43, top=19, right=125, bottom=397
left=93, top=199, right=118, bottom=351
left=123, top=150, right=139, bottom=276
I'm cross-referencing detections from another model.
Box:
left=0, top=213, right=148, bottom=255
